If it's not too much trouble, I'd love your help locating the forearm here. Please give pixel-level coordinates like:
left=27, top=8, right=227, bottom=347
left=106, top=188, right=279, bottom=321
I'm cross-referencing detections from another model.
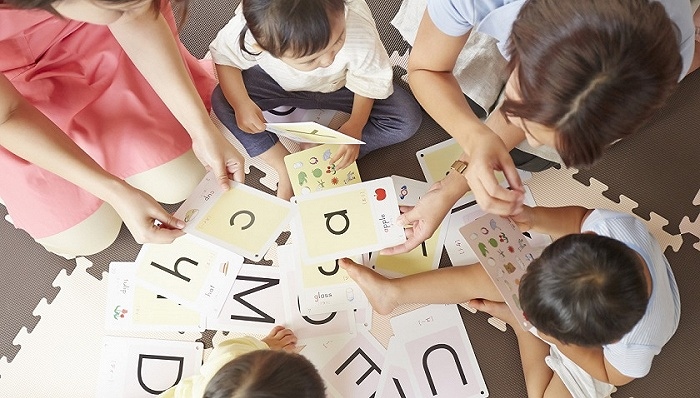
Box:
left=529, top=206, right=590, bottom=239
left=215, top=64, right=253, bottom=111
left=344, top=94, right=374, bottom=139
left=108, top=11, right=213, bottom=139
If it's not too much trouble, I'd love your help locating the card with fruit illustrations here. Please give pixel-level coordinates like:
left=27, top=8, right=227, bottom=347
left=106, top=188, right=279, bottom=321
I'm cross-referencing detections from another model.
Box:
left=284, top=144, right=361, bottom=197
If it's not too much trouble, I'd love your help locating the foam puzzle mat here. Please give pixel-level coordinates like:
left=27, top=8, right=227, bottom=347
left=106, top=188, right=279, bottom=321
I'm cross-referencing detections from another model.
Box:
left=1, top=1, right=700, bottom=397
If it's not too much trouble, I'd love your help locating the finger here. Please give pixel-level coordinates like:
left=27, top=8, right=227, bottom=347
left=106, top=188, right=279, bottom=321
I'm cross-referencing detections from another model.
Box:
left=281, top=342, right=297, bottom=352
left=158, top=213, right=186, bottom=230
left=227, top=158, right=245, bottom=184
left=146, top=227, right=185, bottom=244
left=338, top=257, right=360, bottom=269
left=266, top=325, right=285, bottom=338
left=329, top=148, right=344, bottom=166
left=379, top=235, right=422, bottom=255
left=278, top=334, right=297, bottom=347
left=469, top=175, right=521, bottom=216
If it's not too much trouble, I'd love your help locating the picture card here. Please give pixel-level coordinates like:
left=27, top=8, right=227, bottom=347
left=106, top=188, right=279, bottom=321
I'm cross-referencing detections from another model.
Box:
left=459, top=214, right=541, bottom=330
left=96, top=336, right=203, bottom=398
left=278, top=244, right=369, bottom=316
left=284, top=144, right=361, bottom=197
left=318, top=329, right=386, bottom=398
left=390, top=175, right=430, bottom=207
left=266, top=121, right=365, bottom=144
left=206, top=264, right=286, bottom=334
left=280, top=258, right=357, bottom=345
left=173, top=172, right=295, bottom=260
left=291, top=177, right=406, bottom=264
left=391, top=305, right=489, bottom=398
left=134, top=234, right=243, bottom=315
left=375, top=337, right=422, bottom=398
left=105, top=262, right=204, bottom=332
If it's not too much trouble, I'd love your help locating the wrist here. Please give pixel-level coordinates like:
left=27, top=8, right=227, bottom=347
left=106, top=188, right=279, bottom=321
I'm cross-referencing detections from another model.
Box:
left=441, top=168, right=470, bottom=200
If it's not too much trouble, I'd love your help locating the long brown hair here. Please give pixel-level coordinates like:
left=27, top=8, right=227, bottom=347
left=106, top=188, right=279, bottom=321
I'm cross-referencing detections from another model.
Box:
left=501, top=0, right=682, bottom=167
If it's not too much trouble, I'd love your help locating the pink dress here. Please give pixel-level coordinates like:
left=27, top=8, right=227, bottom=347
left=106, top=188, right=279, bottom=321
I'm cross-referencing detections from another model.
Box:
left=0, top=2, right=215, bottom=238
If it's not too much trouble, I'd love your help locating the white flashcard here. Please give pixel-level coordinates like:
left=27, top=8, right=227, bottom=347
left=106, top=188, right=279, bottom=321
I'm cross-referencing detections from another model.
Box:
left=291, top=177, right=406, bottom=264
left=262, top=106, right=336, bottom=125
left=96, top=336, right=203, bottom=398
left=391, top=305, right=489, bottom=398
left=375, top=337, right=422, bottom=398
left=318, top=329, right=386, bottom=398
left=280, top=259, right=357, bottom=345
left=299, top=334, right=355, bottom=373
left=354, top=307, right=373, bottom=330
left=105, top=262, right=204, bottom=332
left=134, top=234, right=243, bottom=315
left=390, top=175, right=430, bottom=207
left=173, top=172, right=295, bottom=260
left=206, top=264, right=286, bottom=334
left=278, top=244, right=369, bottom=316
left=265, top=121, right=365, bottom=144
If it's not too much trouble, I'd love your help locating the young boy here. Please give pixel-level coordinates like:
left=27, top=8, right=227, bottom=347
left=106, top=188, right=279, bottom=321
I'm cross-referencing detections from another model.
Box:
left=340, top=206, right=680, bottom=398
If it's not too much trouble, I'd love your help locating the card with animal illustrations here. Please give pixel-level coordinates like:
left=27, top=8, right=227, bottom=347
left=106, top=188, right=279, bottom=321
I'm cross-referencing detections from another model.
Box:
left=284, top=144, right=361, bottom=197
left=173, top=172, right=295, bottom=260
left=291, top=177, right=406, bottom=264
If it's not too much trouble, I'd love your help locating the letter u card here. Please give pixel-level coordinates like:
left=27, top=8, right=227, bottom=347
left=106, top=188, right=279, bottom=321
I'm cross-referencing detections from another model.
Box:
left=134, top=234, right=243, bottom=315
left=284, top=144, right=361, bottom=197
left=96, top=336, right=202, bottom=398
left=173, top=172, right=295, bottom=260
left=459, top=214, right=539, bottom=330
left=390, top=305, right=489, bottom=398
left=291, top=177, right=406, bottom=264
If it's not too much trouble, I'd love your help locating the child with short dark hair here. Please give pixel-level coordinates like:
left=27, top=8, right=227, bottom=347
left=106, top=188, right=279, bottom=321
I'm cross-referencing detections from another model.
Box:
left=340, top=206, right=680, bottom=398
left=159, top=326, right=325, bottom=398
left=209, top=0, right=422, bottom=199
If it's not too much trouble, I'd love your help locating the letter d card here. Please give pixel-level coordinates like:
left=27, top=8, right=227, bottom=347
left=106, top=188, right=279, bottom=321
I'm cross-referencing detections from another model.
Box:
left=291, top=177, right=406, bottom=264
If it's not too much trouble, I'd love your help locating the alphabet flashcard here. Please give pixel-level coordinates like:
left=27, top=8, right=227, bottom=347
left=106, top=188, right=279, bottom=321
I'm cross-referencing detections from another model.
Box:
left=390, top=175, right=430, bottom=207
left=206, top=264, right=286, bottom=334
left=416, top=138, right=465, bottom=184
left=375, top=337, right=422, bottom=398
left=278, top=244, right=369, bottom=316
left=391, top=305, right=489, bottom=398
left=134, top=234, right=243, bottom=315
left=105, top=262, right=204, bottom=332
left=284, top=144, right=362, bottom=197
left=291, top=177, right=406, bottom=264
left=459, top=214, right=541, bottom=330
left=96, top=336, right=203, bottom=398
left=265, top=121, right=365, bottom=144
left=318, top=329, right=386, bottom=398
left=173, top=172, right=295, bottom=260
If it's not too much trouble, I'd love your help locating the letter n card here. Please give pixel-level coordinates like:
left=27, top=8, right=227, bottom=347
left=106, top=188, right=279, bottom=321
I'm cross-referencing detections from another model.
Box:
left=173, top=172, right=295, bottom=260
left=291, top=177, right=406, bottom=264
left=391, top=305, right=489, bottom=398
left=459, top=214, right=540, bottom=330
left=96, top=336, right=203, bottom=398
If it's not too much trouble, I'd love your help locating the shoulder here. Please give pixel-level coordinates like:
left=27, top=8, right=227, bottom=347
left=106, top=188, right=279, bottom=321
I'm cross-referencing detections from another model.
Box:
left=426, top=0, right=523, bottom=37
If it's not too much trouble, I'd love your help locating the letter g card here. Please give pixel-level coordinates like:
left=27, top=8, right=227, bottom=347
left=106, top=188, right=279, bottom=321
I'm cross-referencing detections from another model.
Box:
left=291, top=177, right=406, bottom=264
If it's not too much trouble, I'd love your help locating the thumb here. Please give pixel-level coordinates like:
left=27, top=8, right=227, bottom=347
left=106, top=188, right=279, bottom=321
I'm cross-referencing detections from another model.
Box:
left=158, top=211, right=186, bottom=230
left=211, top=162, right=231, bottom=191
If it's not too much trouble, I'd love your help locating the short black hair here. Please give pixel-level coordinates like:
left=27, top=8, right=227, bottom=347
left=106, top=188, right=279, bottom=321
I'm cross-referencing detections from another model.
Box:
left=519, top=233, right=649, bottom=346
left=203, top=349, right=326, bottom=398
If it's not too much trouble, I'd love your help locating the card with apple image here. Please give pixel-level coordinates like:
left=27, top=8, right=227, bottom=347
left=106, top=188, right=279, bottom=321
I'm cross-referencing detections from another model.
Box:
left=291, top=177, right=406, bottom=264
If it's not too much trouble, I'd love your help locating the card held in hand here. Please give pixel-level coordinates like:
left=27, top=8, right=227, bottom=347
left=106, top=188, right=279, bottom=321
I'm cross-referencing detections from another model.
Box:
left=284, top=144, right=361, bottom=197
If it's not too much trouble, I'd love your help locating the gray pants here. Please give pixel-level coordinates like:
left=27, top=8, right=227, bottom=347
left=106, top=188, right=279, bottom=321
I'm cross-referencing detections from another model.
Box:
left=212, top=66, right=422, bottom=157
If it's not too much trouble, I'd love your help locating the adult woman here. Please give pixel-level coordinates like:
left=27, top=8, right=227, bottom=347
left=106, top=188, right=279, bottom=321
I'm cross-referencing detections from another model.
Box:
left=0, top=0, right=245, bottom=257
left=385, top=0, right=695, bottom=255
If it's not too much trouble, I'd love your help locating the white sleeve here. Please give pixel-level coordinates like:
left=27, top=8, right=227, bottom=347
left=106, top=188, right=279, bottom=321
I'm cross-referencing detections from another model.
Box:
left=209, top=11, right=259, bottom=70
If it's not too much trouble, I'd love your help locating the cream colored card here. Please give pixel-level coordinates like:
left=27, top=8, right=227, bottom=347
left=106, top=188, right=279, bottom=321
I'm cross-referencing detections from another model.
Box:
left=173, top=172, right=295, bottom=260
left=291, top=177, right=406, bottom=264
left=284, top=144, right=361, bottom=196
left=134, top=234, right=243, bottom=315
left=266, top=121, right=365, bottom=144
left=391, top=175, right=430, bottom=207
left=105, top=262, right=204, bottom=332
left=278, top=244, right=369, bottom=316
left=369, top=214, right=448, bottom=278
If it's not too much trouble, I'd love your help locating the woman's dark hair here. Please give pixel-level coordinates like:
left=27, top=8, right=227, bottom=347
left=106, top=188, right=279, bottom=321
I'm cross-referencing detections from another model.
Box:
left=519, top=233, right=649, bottom=347
left=239, top=0, right=345, bottom=58
left=203, top=349, right=326, bottom=398
left=501, top=0, right=682, bottom=167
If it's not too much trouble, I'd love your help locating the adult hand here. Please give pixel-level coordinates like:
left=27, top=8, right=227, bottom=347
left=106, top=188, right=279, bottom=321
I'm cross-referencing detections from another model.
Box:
left=330, top=144, right=360, bottom=170
left=463, top=128, right=525, bottom=216
left=109, top=183, right=186, bottom=244
left=234, top=98, right=267, bottom=134
left=380, top=180, right=454, bottom=255
left=191, top=123, right=246, bottom=188
left=262, top=326, right=298, bottom=352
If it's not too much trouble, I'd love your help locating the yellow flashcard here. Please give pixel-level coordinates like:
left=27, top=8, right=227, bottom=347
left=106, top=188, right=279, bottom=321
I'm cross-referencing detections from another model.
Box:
left=284, top=144, right=362, bottom=196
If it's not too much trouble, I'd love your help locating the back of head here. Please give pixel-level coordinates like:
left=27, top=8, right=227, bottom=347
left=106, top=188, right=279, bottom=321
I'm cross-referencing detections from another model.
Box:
left=240, top=0, right=346, bottom=58
left=501, top=0, right=682, bottom=167
left=519, top=234, right=649, bottom=346
left=203, top=349, right=326, bottom=398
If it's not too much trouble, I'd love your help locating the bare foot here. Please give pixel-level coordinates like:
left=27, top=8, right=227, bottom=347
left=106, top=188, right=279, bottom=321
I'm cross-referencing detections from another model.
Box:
left=339, top=258, right=399, bottom=315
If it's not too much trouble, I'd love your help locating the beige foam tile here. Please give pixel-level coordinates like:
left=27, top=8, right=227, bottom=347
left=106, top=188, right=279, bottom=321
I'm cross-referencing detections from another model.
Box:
left=389, top=50, right=410, bottom=84
left=679, top=214, right=700, bottom=252
left=0, top=258, right=202, bottom=397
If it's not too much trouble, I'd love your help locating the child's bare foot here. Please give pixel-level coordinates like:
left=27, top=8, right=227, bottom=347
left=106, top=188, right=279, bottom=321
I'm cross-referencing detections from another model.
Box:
left=339, top=258, right=399, bottom=315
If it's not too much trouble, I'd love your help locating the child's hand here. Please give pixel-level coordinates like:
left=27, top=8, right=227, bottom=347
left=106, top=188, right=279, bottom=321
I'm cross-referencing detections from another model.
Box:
left=509, top=205, right=534, bottom=232
left=234, top=99, right=267, bottom=134
left=330, top=144, right=360, bottom=169
left=262, top=326, right=298, bottom=351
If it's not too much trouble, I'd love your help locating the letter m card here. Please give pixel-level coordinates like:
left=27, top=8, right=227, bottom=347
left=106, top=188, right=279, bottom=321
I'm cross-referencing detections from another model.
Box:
left=291, top=177, right=406, bottom=264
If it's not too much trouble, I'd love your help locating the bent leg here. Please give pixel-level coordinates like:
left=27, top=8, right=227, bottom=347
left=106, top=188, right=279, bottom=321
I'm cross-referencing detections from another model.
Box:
left=126, top=149, right=205, bottom=204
